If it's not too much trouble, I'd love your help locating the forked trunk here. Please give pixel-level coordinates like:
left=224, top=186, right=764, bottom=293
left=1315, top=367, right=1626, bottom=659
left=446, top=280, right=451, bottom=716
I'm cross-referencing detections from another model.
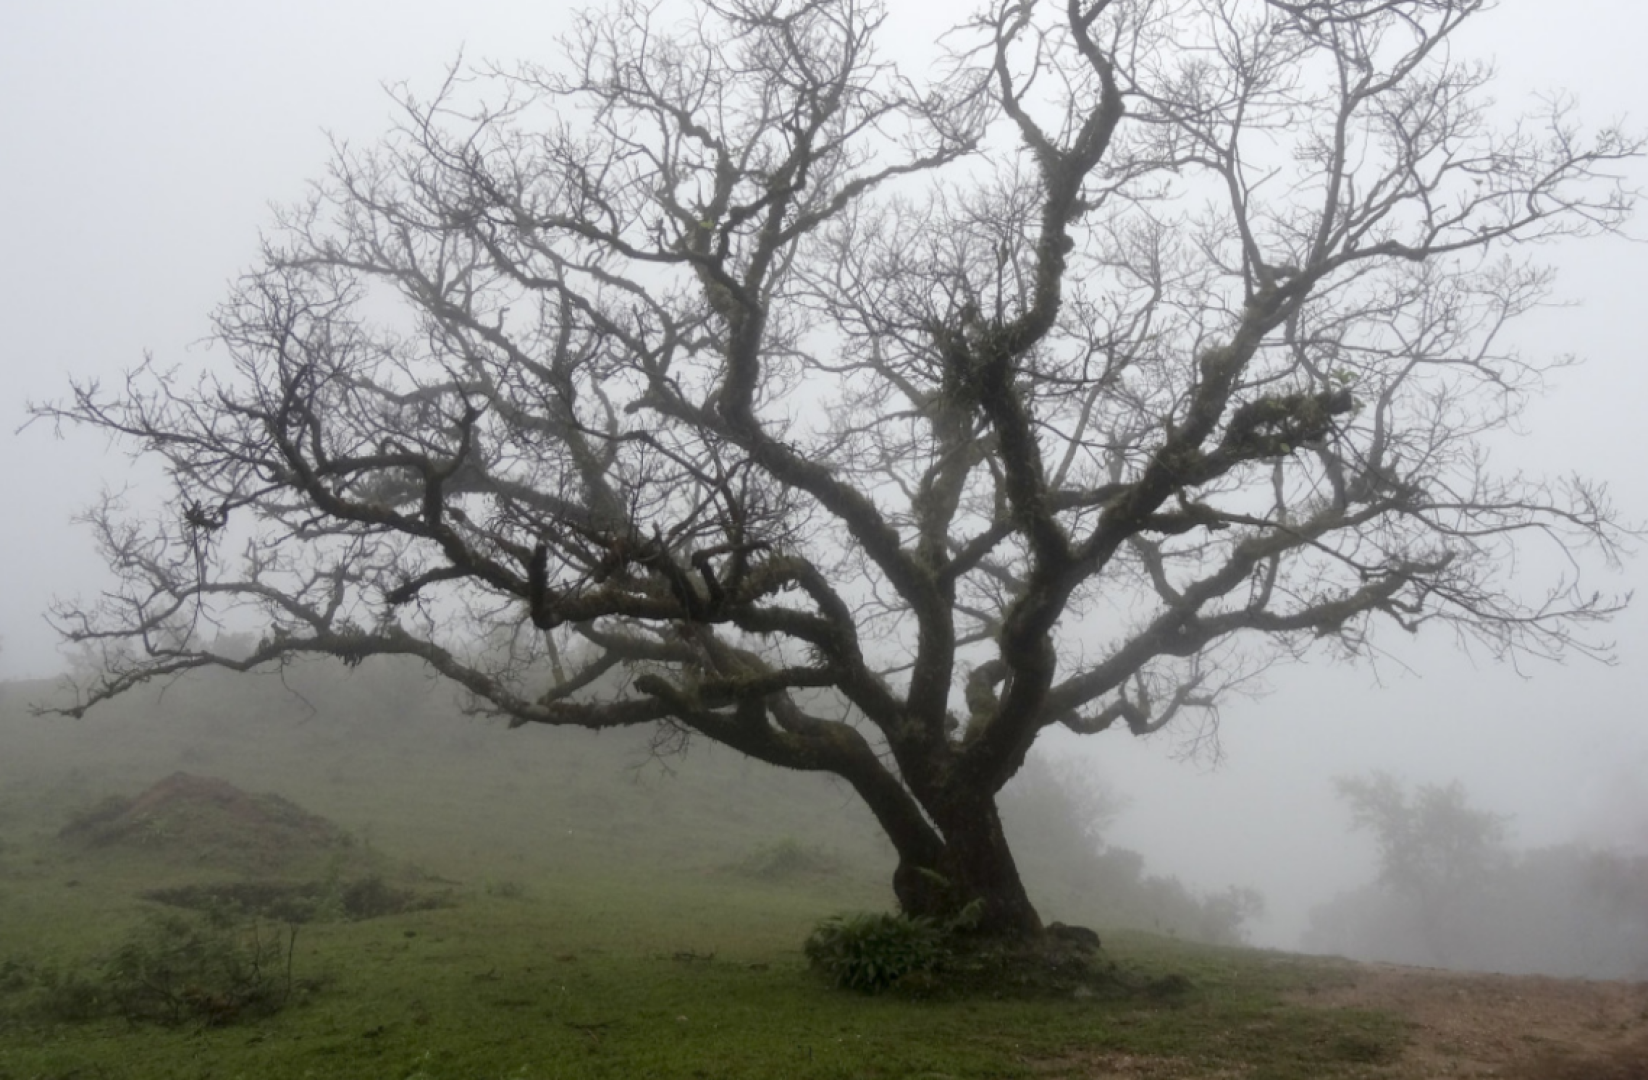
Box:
left=844, top=753, right=1043, bottom=938
left=892, top=796, right=1042, bottom=938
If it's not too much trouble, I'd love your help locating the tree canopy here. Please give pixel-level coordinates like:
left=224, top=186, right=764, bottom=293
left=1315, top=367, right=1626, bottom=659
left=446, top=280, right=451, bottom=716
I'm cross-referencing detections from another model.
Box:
left=37, top=0, right=1640, bottom=936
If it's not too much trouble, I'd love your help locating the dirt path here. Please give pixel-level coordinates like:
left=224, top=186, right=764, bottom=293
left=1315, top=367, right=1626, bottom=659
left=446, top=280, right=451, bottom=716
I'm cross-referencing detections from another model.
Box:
left=1052, top=964, right=1648, bottom=1079
left=1295, top=963, right=1648, bottom=1078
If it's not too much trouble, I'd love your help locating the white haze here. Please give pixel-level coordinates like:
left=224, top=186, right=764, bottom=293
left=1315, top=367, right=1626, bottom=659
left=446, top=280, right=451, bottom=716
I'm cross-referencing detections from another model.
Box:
left=3, top=0, right=1647, bottom=953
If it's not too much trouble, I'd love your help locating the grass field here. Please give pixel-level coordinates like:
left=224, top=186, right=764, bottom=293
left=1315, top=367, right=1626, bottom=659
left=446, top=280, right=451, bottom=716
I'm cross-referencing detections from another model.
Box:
left=0, top=664, right=1411, bottom=1079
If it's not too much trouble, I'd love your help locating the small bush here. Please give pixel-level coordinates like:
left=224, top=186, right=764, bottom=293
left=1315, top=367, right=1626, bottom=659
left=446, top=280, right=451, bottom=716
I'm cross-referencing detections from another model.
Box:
left=0, top=958, right=111, bottom=1024
left=0, top=957, right=33, bottom=994
left=32, top=964, right=106, bottom=1022
left=104, top=911, right=296, bottom=1026
left=804, top=911, right=946, bottom=993
left=0, top=911, right=310, bottom=1028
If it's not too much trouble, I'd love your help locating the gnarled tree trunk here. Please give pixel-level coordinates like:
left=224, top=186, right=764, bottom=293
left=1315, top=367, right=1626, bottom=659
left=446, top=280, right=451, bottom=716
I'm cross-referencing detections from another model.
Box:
left=883, top=792, right=1042, bottom=938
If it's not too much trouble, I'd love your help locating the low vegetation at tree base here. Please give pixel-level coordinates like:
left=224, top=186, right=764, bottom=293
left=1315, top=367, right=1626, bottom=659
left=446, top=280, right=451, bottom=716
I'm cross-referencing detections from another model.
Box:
left=803, top=909, right=953, bottom=992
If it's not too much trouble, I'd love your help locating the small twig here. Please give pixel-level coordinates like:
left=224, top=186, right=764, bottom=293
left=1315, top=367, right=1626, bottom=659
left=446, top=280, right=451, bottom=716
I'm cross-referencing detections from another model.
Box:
left=565, top=1019, right=616, bottom=1045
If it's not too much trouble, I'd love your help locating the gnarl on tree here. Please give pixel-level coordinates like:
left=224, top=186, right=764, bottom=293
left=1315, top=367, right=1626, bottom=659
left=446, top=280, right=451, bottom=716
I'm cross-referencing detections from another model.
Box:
left=34, top=0, right=1639, bottom=937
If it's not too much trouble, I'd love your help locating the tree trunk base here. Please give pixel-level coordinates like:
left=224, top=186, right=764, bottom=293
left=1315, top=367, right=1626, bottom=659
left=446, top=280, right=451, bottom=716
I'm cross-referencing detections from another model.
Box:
left=892, top=800, right=1045, bottom=939
left=892, top=921, right=1128, bottom=1000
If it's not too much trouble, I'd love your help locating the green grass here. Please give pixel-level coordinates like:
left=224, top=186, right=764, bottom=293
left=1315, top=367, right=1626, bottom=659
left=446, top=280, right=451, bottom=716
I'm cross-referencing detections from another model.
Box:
left=0, top=889, right=1408, bottom=1080
left=0, top=666, right=1412, bottom=1078
left=0, top=862, right=1410, bottom=1080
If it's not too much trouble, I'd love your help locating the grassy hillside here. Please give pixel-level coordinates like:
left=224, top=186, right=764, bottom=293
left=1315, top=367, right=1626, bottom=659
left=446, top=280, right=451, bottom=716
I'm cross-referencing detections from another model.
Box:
left=0, top=664, right=1415, bottom=1078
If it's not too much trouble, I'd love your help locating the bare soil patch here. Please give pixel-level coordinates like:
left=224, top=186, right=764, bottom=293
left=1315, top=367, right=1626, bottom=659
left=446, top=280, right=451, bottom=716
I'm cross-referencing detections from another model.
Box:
left=1292, top=961, right=1648, bottom=1078
left=56, top=772, right=453, bottom=921
left=59, top=771, right=354, bottom=874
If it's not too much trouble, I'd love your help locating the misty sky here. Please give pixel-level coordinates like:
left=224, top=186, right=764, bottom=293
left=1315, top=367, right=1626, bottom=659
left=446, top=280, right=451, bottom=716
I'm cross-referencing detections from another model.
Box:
left=3, top=0, right=1647, bottom=945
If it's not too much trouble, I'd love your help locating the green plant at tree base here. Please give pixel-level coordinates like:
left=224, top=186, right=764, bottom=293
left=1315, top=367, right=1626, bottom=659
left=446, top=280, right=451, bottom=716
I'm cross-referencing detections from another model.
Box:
left=804, top=911, right=945, bottom=992
left=804, top=899, right=984, bottom=993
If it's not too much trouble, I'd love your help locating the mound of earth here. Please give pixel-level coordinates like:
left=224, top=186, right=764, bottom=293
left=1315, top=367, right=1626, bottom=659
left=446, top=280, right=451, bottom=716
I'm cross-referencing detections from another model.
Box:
left=60, top=772, right=354, bottom=874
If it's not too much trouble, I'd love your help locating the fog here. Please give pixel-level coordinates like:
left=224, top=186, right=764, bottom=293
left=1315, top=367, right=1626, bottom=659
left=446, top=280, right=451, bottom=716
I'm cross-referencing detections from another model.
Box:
left=3, top=0, right=1647, bottom=969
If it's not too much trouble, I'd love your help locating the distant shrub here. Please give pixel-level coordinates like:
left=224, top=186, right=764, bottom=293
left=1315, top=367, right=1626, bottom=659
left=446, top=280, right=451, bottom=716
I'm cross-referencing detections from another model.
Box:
left=337, top=874, right=439, bottom=919
left=483, top=878, right=531, bottom=900
left=804, top=911, right=947, bottom=992
left=732, top=837, right=846, bottom=882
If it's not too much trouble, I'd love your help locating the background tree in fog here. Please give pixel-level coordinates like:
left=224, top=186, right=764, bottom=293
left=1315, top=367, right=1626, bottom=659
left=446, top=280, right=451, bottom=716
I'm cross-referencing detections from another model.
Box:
left=1333, top=772, right=1508, bottom=965
left=36, top=0, right=1639, bottom=937
left=1310, top=774, right=1648, bottom=977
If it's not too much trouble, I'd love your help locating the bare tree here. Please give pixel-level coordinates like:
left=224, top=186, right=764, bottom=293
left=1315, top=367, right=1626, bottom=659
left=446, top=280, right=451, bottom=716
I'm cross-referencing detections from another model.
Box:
left=33, top=0, right=1639, bottom=937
